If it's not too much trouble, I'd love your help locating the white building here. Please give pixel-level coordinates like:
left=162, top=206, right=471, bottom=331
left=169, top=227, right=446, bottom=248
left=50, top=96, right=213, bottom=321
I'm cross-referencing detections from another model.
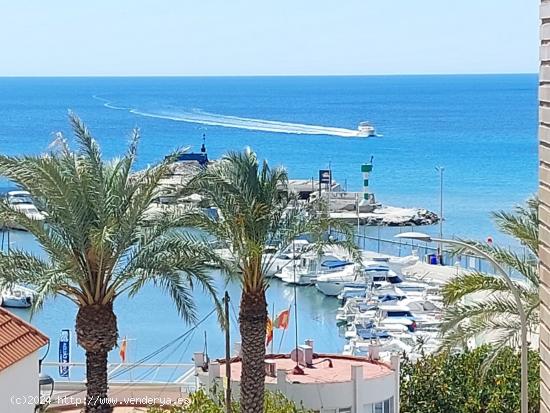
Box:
left=195, top=340, right=399, bottom=413
left=0, top=307, right=49, bottom=413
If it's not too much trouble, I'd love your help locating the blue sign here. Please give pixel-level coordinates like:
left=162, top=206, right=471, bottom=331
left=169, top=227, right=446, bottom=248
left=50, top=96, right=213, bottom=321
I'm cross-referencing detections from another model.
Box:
left=319, top=169, right=331, bottom=184
left=59, top=329, right=70, bottom=378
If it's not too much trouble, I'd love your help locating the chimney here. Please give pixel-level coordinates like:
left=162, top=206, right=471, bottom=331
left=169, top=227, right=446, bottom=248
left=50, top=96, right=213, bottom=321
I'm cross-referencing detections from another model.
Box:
left=265, top=360, right=277, bottom=377
left=368, top=344, right=380, bottom=361
left=193, top=352, right=205, bottom=368
left=390, top=353, right=400, bottom=371
left=234, top=342, right=242, bottom=357
left=207, top=361, right=221, bottom=389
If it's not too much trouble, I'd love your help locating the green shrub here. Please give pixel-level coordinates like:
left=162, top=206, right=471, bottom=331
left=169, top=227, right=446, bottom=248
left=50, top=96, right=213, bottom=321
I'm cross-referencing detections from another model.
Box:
left=400, top=346, right=540, bottom=413
left=147, top=389, right=311, bottom=413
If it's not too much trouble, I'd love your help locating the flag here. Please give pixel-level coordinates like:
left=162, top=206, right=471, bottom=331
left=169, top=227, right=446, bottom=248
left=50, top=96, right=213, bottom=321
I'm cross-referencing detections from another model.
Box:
left=119, top=337, right=128, bottom=363
left=273, top=309, right=290, bottom=330
left=266, top=318, right=273, bottom=347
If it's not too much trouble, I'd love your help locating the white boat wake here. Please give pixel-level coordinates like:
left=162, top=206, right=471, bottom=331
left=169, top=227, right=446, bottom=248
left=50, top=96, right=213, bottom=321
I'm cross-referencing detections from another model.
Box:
left=93, top=96, right=371, bottom=138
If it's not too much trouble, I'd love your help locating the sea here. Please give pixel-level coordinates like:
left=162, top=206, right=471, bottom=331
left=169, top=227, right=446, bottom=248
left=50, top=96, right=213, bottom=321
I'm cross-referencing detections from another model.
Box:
left=0, top=75, right=539, bottom=379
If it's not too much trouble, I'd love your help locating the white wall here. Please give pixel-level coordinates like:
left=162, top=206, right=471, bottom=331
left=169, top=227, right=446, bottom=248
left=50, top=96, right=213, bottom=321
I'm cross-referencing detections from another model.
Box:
left=198, top=367, right=398, bottom=413
left=0, top=353, right=40, bottom=413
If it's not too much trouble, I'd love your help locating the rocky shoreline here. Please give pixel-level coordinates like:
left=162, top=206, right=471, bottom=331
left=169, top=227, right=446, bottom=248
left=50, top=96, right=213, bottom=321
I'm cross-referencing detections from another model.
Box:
left=329, top=206, right=440, bottom=227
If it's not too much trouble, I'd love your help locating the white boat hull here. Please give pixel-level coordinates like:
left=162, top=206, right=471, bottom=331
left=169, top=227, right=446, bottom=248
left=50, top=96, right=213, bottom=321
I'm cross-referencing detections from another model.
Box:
left=280, top=272, right=316, bottom=286
left=1, top=295, right=32, bottom=308
left=315, top=280, right=348, bottom=296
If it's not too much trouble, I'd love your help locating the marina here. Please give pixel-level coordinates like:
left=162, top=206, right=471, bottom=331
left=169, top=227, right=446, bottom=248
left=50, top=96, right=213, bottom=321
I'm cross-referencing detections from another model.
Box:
left=0, top=0, right=540, bottom=410
left=4, top=225, right=488, bottom=374
left=0, top=74, right=538, bottom=413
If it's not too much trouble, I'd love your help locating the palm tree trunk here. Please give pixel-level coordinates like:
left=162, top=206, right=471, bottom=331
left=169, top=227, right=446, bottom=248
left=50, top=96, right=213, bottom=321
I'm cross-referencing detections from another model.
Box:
left=239, top=289, right=267, bottom=413
left=76, top=303, right=118, bottom=413
left=85, top=349, right=111, bottom=412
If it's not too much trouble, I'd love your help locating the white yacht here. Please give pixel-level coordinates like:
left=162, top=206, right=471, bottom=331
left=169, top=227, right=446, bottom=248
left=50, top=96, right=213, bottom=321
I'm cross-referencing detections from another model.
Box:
left=279, top=250, right=349, bottom=285
left=315, top=258, right=399, bottom=297
left=211, top=239, right=310, bottom=277
left=1, top=285, right=35, bottom=308
left=4, top=191, right=46, bottom=230
left=314, top=262, right=358, bottom=296
left=265, top=240, right=311, bottom=277
left=356, top=121, right=376, bottom=137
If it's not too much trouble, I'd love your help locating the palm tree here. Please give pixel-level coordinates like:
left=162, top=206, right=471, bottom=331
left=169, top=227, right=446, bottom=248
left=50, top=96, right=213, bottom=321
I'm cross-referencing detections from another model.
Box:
left=185, top=149, right=358, bottom=413
left=0, top=114, right=220, bottom=413
left=440, top=197, right=539, bottom=359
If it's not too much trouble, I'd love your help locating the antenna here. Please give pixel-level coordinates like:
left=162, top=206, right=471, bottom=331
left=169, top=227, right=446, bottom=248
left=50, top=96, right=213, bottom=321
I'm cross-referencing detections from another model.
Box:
left=204, top=331, right=209, bottom=365
left=201, top=133, right=207, bottom=153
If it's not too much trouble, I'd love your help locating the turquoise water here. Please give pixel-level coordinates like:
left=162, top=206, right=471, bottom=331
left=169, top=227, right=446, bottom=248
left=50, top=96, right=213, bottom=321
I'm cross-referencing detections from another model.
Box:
left=0, top=75, right=538, bottom=374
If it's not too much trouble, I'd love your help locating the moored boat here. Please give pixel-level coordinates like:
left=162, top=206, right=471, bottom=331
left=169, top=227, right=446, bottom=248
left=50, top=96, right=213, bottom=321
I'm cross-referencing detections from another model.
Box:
left=2, top=190, right=46, bottom=230
left=1, top=285, right=35, bottom=308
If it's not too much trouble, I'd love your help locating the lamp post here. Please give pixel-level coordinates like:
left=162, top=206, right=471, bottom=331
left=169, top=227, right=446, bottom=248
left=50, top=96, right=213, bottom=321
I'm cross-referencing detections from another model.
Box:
left=395, top=232, right=528, bottom=413
left=435, top=166, right=444, bottom=259
left=37, top=363, right=54, bottom=412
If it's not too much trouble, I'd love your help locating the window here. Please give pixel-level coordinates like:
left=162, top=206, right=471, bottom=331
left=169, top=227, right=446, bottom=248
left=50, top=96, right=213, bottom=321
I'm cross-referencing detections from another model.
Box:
left=370, top=398, right=394, bottom=413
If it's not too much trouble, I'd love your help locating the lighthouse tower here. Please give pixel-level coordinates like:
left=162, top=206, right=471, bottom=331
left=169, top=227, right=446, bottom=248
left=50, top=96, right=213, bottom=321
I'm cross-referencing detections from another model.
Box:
left=361, top=158, right=374, bottom=205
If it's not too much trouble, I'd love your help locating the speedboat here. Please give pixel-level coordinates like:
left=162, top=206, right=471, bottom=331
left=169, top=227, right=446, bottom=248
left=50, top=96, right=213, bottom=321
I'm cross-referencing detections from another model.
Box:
left=314, top=261, right=358, bottom=296
left=316, top=258, right=401, bottom=297
left=356, top=121, right=376, bottom=137
left=280, top=251, right=349, bottom=285
left=344, top=336, right=412, bottom=359
left=3, top=191, right=46, bottom=230
left=1, top=285, right=35, bottom=308
left=211, top=239, right=310, bottom=276
left=266, top=240, right=311, bottom=278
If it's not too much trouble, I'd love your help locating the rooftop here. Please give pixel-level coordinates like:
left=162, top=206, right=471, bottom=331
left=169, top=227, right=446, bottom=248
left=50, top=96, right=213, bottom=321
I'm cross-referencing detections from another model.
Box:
left=0, top=307, right=49, bottom=372
left=216, top=353, right=393, bottom=385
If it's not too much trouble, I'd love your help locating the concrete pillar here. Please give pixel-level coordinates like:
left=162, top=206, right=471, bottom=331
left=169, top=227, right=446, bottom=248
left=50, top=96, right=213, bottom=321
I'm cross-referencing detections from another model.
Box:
left=207, top=361, right=220, bottom=393
left=276, top=369, right=288, bottom=394
left=390, top=354, right=400, bottom=413
left=351, top=364, right=363, bottom=413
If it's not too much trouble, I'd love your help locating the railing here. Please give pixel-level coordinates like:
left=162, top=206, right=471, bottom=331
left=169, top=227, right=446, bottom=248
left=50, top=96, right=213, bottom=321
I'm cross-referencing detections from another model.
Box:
left=330, top=229, right=531, bottom=276
left=42, top=361, right=197, bottom=392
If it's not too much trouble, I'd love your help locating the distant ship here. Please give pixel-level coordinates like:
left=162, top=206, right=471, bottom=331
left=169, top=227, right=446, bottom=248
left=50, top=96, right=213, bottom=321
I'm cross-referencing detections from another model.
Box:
left=356, top=121, right=376, bottom=137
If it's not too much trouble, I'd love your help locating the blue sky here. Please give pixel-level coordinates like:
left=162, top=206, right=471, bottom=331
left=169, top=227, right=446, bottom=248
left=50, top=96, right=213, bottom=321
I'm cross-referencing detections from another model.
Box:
left=0, top=0, right=539, bottom=76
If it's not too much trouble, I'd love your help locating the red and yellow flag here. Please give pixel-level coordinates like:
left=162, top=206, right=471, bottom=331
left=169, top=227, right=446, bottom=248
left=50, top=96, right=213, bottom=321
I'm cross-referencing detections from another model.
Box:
left=119, top=337, right=128, bottom=363
left=273, top=309, right=290, bottom=330
left=266, top=317, right=273, bottom=347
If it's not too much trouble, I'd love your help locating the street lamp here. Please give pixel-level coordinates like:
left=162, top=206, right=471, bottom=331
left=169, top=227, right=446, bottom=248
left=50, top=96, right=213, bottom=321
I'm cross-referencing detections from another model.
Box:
left=36, top=341, right=55, bottom=413
left=435, top=166, right=444, bottom=258
left=395, top=232, right=528, bottom=413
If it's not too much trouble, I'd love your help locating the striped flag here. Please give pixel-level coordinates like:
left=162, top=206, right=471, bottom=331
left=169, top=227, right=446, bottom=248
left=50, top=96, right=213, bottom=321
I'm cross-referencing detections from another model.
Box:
left=273, top=309, right=290, bottom=330
left=119, top=337, right=128, bottom=363
left=266, top=318, right=273, bottom=347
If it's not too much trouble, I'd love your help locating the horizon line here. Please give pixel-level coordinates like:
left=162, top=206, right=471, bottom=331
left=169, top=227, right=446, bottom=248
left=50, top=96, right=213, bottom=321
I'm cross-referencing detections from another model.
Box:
left=0, top=72, right=538, bottom=79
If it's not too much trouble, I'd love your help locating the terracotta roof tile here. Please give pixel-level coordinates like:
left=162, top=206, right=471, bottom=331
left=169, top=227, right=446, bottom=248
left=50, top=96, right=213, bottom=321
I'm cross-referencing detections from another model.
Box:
left=0, top=307, right=48, bottom=372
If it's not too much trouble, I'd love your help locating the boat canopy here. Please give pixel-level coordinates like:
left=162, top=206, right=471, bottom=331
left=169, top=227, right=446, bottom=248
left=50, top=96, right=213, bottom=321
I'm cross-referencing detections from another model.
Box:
left=357, top=328, right=390, bottom=340
left=321, top=259, right=354, bottom=269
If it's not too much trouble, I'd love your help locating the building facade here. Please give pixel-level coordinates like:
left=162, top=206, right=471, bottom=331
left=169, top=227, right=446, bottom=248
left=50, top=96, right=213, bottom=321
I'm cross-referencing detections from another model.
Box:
left=0, top=307, right=49, bottom=413
left=195, top=341, right=400, bottom=413
left=542, top=2, right=550, bottom=412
